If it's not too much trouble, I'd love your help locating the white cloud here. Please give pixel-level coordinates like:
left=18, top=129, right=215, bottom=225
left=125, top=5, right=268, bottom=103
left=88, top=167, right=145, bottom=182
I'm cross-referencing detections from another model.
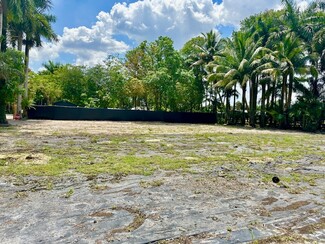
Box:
left=218, top=0, right=282, bottom=26
left=60, top=15, right=128, bottom=66
left=296, top=0, right=314, bottom=10
left=29, top=41, right=62, bottom=70
left=109, top=0, right=221, bottom=48
left=30, top=42, right=61, bottom=62
left=30, top=12, right=129, bottom=68
left=30, top=0, right=315, bottom=70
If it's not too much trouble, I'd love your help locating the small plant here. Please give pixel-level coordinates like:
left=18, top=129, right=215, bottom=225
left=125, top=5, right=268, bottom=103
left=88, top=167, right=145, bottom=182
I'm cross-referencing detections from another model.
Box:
left=46, top=181, right=54, bottom=190
left=15, top=191, right=28, bottom=198
left=139, top=179, right=164, bottom=188
left=63, top=188, right=74, bottom=198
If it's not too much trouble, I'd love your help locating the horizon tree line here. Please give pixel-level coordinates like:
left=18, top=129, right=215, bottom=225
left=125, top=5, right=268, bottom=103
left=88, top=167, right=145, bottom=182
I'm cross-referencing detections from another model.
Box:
left=0, top=0, right=324, bottom=131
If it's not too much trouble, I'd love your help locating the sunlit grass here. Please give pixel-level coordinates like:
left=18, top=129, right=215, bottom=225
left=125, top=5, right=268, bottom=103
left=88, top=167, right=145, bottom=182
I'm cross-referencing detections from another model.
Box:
left=0, top=123, right=324, bottom=180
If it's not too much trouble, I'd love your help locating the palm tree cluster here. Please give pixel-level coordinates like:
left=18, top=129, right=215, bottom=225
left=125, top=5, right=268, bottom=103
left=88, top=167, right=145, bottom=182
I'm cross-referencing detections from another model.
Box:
left=0, top=0, right=56, bottom=123
left=205, top=0, right=324, bottom=131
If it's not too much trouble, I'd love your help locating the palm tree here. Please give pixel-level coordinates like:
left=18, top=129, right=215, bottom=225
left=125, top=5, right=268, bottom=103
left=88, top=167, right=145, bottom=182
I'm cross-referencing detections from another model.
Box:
left=1, top=0, right=24, bottom=51
left=301, top=1, right=325, bottom=101
left=262, top=32, right=307, bottom=128
left=19, top=0, right=57, bottom=110
left=208, top=31, right=266, bottom=125
left=42, top=60, right=61, bottom=74
left=24, top=19, right=57, bottom=92
left=193, top=30, right=224, bottom=111
left=2, top=0, right=56, bottom=116
left=7, top=0, right=36, bottom=116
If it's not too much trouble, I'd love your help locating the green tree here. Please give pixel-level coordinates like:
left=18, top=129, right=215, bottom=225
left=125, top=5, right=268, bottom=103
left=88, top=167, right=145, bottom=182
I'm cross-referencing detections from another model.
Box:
left=180, top=36, right=206, bottom=111
left=56, top=65, right=87, bottom=106
left=125, top=78, right=145, bottom=109
left=1, top=0, right=24, bottom=51
left=193, top=30, right=224, bottom=111
left=0, top=49, right=24, bottom=123
left=29, top=69, right=61, bottom=105
left=208, top=31, right=266, bottom=125
left=125, top=36, right=184, bottom=111
left=22, top=5, right=57, bottom=104
left=42, top=60, right=62, bottom=74
left=2, top=0, right=57, bottom=116
left=266, top=33, right=307, bottom=128
left=125, top=41, right=152, bottom=80
left=105, top=57, right=129, bottom=108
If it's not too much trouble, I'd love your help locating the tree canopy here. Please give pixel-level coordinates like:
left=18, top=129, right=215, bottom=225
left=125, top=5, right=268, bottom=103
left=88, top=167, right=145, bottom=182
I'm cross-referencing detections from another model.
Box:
left=1, top=0, right=324, bottom=130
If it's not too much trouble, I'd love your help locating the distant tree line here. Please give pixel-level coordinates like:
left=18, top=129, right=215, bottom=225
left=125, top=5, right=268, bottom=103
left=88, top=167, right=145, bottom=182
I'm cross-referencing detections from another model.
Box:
left=30, top=37, right=204, bottom=113
left=1, top=0, right=324, bottom=131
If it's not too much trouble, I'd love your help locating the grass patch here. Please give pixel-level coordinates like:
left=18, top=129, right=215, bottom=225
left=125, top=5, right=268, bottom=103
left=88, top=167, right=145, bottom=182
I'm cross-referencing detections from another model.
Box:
left=63, top=188, right=74, bottom=198
left=0, top=123, right=324, bottom=177
left=139, top=179, right=164, bottom=188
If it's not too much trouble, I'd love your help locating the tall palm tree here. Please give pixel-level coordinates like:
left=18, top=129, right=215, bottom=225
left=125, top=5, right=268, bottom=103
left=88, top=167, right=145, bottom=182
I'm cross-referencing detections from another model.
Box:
left=7, top=0, right=57, bottom=115
left=42, top=60, right=61, bottom=74
left=1, top=0, right=23, bottom=51
left=7, top=0, right=35, bottom=116
left=208, top=31, right=266, bottom=125
left=193, top=30, right=224, bottom=111
left=301, top=1, right=325, bottom=100
left=22, top=10, right=57, bottom=100
left=263, top=32, right=307, bottom=128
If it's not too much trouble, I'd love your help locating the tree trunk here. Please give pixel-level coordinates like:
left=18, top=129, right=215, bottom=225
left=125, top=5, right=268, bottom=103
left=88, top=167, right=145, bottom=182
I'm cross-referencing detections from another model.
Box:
left=270, top=79, right=276, bottom=110
left=266, top=81, right=271, bottom=125
left=0, top=2, right=3, bottom=39
left=253, top=76, right=258, bottom=126
left=269, top=79, right=276, bottom=126
left=0, top=0, right=7, bottom=52
left=241, top=84, right=246, bottom=125
left=17, top=32, right=23, bottom=117
left=280, top=75, right=287, bottom=113
left=260, top=82, right=266, bottom=127
left=266, top=80, right=270, bottom=111
left=0, top=99, right=7, bottom=124
left=0, top=77, right=7, bottom=124
left=249, top=77, right=256, bottom=127
left=280, top=74, right=287, bottom=128
left=18, top=32, right=23, bottom=51
left=285, top=72, right=294, bottom=128
left=22, top=43, right=31, bottom=117
left=232, top=84, right=236, bottom=124
left=287, top=72, right=293, bottom=110
left=24, top=44, right=30, bottom=100
left=225, top=91, right=230, bottom=124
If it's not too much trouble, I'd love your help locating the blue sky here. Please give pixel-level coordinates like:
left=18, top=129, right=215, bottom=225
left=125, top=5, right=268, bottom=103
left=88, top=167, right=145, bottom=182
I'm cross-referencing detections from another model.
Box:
left=29, top=0, right=311, bottom=71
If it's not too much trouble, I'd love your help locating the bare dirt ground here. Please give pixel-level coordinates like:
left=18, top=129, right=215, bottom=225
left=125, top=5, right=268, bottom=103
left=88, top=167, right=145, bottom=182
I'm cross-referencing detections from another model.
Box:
left=0, top=118, right=324, bottom=243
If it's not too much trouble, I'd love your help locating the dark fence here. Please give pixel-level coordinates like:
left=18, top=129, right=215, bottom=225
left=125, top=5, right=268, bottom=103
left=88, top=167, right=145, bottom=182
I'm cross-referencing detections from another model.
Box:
left=27, top=105, right=217, bottom=124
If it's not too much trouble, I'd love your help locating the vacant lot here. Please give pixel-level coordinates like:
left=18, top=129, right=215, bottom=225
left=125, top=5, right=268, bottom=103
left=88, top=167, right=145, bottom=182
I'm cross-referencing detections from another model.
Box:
left=0, top=119, right=324, bottom=243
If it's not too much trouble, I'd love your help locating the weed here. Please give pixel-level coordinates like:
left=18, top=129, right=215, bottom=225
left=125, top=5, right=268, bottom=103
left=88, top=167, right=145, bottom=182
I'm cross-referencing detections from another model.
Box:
left=46, top=181, right=54, bottom=190
left=15, top=191, right=28, bottom=198
left=139, top=179, right=164, bottom=188
left=63, top=188, right=74, bottom=198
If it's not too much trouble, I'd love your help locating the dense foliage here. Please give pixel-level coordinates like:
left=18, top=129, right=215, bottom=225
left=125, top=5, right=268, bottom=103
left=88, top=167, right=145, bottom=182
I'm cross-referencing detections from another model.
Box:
left=0, top=49, right=24, bottom=123
left=1, top=0, right=324, bottom=130
left=0, top=0, right=56, bottom=123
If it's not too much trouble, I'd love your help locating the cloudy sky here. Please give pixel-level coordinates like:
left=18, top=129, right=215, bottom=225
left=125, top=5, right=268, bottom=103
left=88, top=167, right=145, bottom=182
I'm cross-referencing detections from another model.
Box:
left=29, top=0, right=312, bottom=71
